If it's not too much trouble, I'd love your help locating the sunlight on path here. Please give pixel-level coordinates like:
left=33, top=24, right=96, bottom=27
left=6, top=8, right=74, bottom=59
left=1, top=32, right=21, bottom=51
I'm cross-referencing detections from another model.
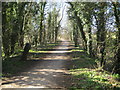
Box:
left=2, top=40, right=74, bottom=89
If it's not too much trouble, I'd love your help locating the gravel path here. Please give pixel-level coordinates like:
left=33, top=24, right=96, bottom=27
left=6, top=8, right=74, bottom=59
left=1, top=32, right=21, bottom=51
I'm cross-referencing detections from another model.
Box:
left=2, top=41, right=75, bottom=89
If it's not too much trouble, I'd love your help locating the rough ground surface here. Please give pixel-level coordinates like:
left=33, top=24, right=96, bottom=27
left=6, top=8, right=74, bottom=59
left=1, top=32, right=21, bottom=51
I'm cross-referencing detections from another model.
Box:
left=2, top=41, right=76, bottom=89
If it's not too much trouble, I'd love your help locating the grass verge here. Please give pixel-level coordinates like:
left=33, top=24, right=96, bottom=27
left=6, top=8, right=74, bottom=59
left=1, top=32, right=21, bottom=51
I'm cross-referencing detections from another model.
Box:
left=69, top=48, right=120, bottom=89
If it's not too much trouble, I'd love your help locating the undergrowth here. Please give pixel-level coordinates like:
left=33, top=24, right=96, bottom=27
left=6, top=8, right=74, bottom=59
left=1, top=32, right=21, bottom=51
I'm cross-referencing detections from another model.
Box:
left=69, top=48, right=120, bottom=90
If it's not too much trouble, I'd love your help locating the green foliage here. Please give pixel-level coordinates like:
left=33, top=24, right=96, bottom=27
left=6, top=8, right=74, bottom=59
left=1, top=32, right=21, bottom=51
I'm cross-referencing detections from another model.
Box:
left=2, top=2, right=63, bottom=58
left=67, top=2, right=120, bottom=74
left=29, top=49, right=48, bottom=53
left=113, top=74, right=120, bottom=80
left=69, top=51, right=120, bottom=89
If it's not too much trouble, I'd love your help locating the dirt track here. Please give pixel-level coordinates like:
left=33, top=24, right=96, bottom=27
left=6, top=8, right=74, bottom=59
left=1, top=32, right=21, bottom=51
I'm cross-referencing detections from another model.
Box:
left=2, top=41, right=75, bottom=89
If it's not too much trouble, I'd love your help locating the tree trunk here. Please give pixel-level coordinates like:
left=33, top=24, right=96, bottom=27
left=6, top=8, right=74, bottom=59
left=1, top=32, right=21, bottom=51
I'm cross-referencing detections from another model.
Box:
left=0, top=2, right=2, bottom=61
left=10, top=33, right=18, bottom=54
left=21, top=43, right=31, bottom=61
left=43, top=24, right=46, bottom=44
left=18, top=3, right=26, bottom=48
left=54, top=13, right=58, bottom=43
left=87, top=24, right=93, bottom=57
left=47, top=13, right=51, bottom=43
left=55, top=27, right=58, bottom=43
left=74, top=11, right=87, bottom=50
left=95, top=2, right=106, bottom=67
left=112, top=2, right=120, bottom=74
left=68, top=2, right=87, bottom=50
left=2, top=3, right=10, bottom=57
left=39, top=2, right=46, bottom=44
left=73, top=24, right=78, bottom=47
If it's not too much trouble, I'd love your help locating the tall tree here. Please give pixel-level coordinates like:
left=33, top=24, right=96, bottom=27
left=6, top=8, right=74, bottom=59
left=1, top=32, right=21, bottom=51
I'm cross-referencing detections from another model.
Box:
left=0, top=2, right=2, bottom=61
left=18, top=2, right=27, bottom=48
left=68, top=2, right=87, bottom=50
left=79, top=3, right=95, bottom=57
left=39, top=2, right=46, bottom=44
left=73, top=23, right=79, bottom=47
left=112, top=2, right=120, bottom=74
left=2, top=2, right=11, bottom=57
left=10, top=2, right=19, bottom=54
left=94, top=2, right=107, bottom=67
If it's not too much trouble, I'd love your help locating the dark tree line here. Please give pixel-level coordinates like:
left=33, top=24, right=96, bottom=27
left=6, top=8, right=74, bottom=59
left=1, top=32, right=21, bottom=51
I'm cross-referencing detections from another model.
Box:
left=67, top=2, right=120, bottom=74
left=2, top=2, right=62, bottom=58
